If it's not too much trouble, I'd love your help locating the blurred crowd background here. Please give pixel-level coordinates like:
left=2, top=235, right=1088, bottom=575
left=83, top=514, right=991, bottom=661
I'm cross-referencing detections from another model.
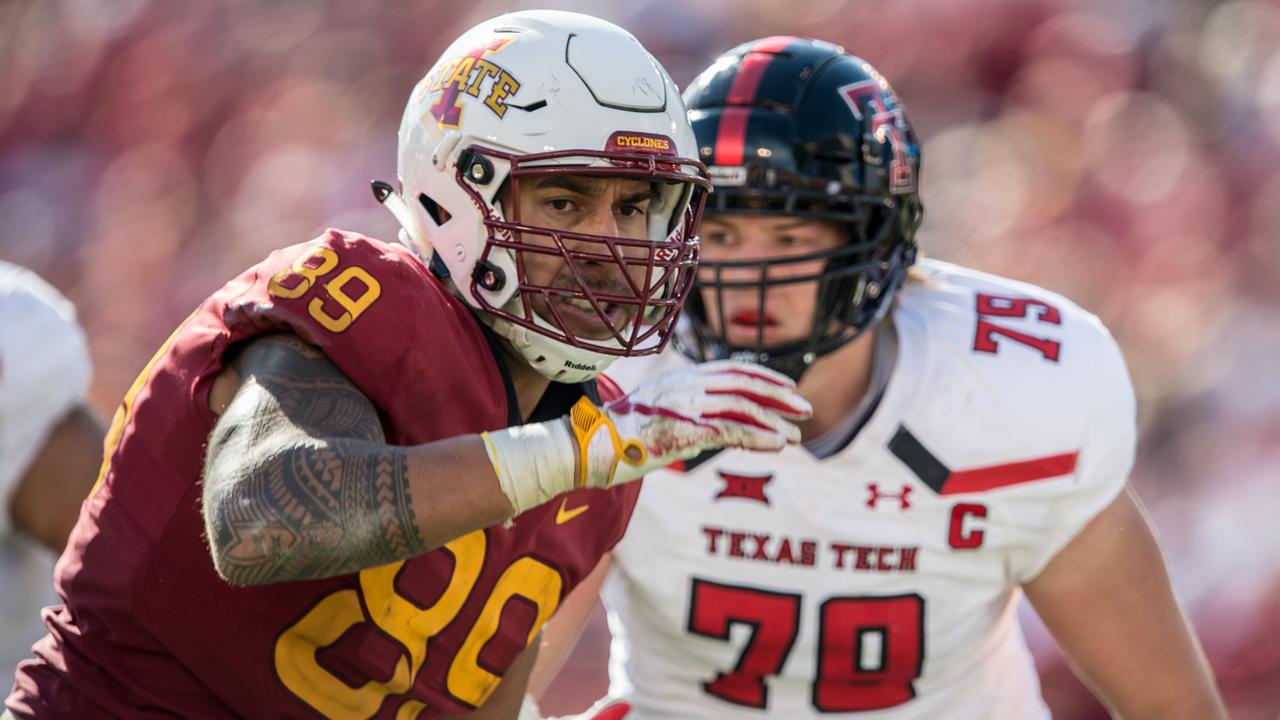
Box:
left=2, top=0, right=1278, bottom=716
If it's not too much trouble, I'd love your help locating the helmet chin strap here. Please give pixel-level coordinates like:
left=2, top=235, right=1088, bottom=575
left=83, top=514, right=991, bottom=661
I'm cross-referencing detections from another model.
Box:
left=480, top=298, right=619, bottom=384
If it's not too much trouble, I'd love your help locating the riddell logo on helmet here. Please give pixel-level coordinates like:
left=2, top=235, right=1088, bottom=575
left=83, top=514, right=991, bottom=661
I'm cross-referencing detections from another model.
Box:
left=607, top=131, right=676, bottom=157
left=563, top=360, right=599, bottom=372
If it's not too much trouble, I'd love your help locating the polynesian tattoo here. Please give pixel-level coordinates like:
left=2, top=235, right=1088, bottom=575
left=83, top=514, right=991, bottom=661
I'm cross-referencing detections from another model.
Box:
left=202, top=335, right=426, bottom=585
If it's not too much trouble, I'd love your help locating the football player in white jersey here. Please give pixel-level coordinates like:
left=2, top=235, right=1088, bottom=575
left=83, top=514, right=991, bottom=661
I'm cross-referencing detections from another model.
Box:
left=530, top=38, right=1226, bottom=719
left=0, top=260, right=105, bottom=676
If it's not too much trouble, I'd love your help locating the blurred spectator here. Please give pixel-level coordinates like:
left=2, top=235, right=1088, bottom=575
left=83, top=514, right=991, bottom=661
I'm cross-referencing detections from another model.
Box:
left=2, top=0, right=1277, bottom=716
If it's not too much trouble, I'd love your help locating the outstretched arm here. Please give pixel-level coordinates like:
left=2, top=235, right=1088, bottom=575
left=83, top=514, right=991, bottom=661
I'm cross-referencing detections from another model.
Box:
left=202, top=334, right=512, bottom=585
left=1024, top=487, right=1226, bottom=720
left=202, top=336, right=809, bottom=587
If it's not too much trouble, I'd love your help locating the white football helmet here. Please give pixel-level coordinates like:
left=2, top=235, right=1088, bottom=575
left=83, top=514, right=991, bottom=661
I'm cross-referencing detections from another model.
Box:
left=380, top=10, right=710, bottom=383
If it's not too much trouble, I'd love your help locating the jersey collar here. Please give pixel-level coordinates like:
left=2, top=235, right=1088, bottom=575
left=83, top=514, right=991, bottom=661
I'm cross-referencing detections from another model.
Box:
left=473, top=311, right=599, bottom=426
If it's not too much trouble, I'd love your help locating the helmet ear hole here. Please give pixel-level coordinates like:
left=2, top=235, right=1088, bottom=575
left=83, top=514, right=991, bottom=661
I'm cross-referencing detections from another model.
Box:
left=417, top=193, right=452, bottom=226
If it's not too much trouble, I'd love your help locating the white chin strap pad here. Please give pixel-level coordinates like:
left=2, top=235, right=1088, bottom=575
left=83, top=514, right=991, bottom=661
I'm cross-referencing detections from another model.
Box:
left=483, top=304, right=618, bottom=384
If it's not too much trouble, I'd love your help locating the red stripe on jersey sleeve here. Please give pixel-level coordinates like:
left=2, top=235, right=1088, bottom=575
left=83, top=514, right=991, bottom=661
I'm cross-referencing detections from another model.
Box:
left=941, top=451, right=1080, bottom=495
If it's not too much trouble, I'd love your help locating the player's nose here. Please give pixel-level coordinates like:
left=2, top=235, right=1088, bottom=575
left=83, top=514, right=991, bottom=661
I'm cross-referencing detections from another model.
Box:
left=709, top=260, right=763, bottom=285
left=578, top=204, right=620, bottom=239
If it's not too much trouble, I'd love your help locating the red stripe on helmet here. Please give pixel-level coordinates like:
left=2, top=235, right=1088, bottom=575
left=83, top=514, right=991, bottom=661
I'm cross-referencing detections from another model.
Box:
left=712, top=36, right=796, bottom=166
left=713, top=107, right=749, bottom=165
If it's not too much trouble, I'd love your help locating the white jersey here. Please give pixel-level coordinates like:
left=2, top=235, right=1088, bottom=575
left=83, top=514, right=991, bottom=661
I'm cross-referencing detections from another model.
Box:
left=0, top=260, right=92, bottom=673
left=601, top=259, right=1135, bottom=719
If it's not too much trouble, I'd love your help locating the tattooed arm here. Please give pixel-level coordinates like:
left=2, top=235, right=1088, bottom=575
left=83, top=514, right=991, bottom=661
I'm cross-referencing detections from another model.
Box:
left=203, top=335, right=809, bottom=587
left=201, top=334, right=514, bottom=586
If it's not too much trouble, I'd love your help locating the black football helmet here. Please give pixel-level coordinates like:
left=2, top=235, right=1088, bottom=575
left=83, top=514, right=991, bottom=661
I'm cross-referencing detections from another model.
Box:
left=677, top=37, right=923, bottom=379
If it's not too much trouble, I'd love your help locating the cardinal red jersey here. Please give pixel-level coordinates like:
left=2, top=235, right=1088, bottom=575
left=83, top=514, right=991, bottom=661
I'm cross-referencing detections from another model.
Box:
left=6, top=229, right=639, bottom=719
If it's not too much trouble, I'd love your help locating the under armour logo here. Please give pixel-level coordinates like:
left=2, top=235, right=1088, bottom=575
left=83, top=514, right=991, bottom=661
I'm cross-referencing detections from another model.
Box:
left=866, top=483, right=912, bottom=510
left=715, top=470, right=773, bottom=505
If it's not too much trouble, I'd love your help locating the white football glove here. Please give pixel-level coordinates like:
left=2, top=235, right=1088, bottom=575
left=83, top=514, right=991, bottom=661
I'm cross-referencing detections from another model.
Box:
left=483, top=360, right=811, bottom=516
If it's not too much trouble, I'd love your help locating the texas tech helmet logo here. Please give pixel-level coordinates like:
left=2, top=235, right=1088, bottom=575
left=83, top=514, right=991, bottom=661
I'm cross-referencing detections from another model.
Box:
left=838, top=79, right=916, bottom=193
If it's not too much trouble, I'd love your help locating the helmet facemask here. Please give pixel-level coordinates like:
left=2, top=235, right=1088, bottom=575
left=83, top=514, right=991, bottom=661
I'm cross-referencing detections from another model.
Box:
left=679, top=195, right=918, bottom=380
left=449, top=145, right=709, bottom=370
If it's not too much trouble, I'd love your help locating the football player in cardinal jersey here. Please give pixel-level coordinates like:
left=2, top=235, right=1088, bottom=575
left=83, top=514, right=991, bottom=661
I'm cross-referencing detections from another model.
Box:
left=530, top=38, right=1227, bottom=719
left=3, top=13, right=811, bottom=720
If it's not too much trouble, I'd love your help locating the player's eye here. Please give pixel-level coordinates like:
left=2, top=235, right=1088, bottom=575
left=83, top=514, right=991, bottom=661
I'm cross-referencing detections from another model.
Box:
left=617, top=204, right=649, bottom=218
left=547, top=198, right=578, bottom=213
left=703, top=231, right=733, bottom=246
left=778, top=234, right=804, bottom=248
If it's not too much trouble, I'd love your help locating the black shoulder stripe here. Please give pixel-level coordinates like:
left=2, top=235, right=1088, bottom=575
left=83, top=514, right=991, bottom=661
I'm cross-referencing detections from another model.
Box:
left=888, top=425, right=950, bottom=493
